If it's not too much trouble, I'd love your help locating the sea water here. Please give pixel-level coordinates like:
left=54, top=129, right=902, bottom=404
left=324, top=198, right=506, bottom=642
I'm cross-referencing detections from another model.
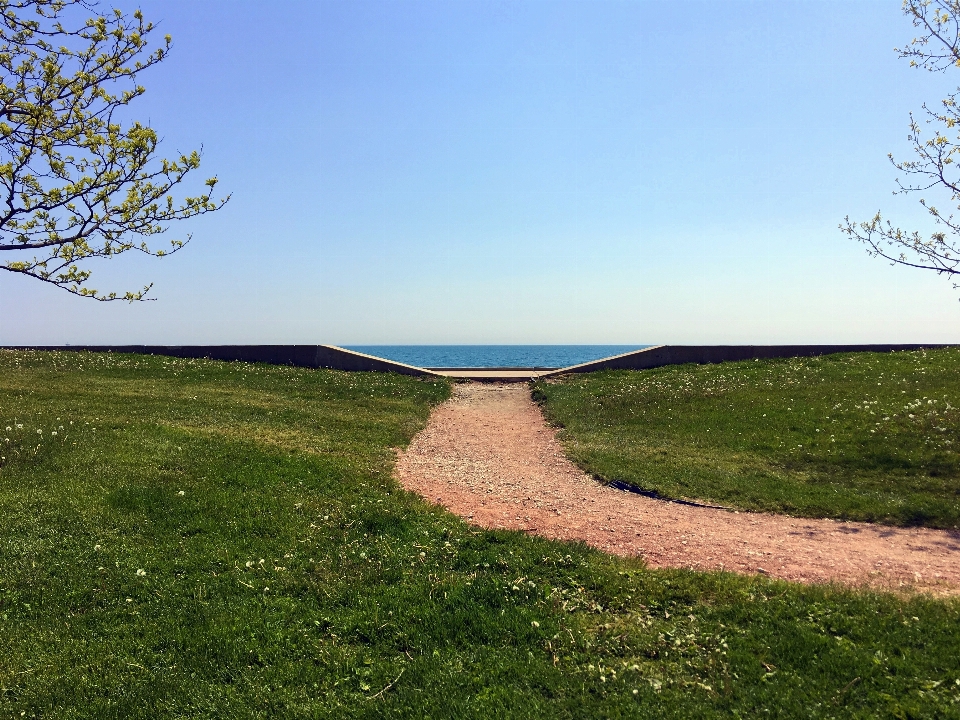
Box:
left=343, top=345, right=650, bottom=369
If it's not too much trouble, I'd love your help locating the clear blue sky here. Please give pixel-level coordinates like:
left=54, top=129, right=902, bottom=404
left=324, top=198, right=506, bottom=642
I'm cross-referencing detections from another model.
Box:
left=2, top=0, right=958, bottom=344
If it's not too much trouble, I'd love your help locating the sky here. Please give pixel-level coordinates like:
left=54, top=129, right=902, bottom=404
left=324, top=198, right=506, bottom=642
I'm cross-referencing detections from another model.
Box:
left=2, top=0, right=960, bottom=345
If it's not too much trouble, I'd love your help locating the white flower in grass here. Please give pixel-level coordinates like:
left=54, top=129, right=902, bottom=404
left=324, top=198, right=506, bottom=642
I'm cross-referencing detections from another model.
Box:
left=136, top=568, right=146, bottom=577
left=177, top=490, right=185, bottom=496
left=5, top=426, right=10, bottom=432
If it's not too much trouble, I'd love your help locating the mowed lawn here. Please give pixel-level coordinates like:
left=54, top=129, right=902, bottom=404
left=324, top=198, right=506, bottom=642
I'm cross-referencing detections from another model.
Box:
left=1, top=351, right=959, bottom=719
left=534, top=348, right=960, bottom=528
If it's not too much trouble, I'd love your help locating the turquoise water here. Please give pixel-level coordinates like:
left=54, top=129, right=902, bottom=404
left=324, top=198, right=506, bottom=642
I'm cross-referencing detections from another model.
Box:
left=344, top=345, right=650, bottom=369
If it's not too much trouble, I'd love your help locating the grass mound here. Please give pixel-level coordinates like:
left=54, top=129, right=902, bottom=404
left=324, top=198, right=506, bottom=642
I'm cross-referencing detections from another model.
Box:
left=1, top=350, right=959, bottom=718
left=533, top=348, right=960, bottom=528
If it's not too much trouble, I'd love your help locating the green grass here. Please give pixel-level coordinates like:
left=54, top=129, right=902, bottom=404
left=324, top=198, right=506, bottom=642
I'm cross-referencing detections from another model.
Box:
left=532, top=348, right=960, bottom=528
left=1, top=350, right=959, bottom=718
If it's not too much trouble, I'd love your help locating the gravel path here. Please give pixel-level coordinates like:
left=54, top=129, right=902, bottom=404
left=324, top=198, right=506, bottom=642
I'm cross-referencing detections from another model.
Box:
left=394, top=383, right=960, bottom=594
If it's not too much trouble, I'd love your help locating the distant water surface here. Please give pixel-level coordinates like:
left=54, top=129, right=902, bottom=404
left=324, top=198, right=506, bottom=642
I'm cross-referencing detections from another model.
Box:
left=344, top=345, right=650, bottom=369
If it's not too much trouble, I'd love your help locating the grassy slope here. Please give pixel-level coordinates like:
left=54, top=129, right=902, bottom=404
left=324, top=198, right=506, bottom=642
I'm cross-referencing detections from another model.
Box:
left=534, top=348, right=960, bottom=528
left=0, top=351, right=958, bottom=719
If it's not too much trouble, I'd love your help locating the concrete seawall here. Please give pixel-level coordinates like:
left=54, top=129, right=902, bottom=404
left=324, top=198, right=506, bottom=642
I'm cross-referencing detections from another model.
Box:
left=538, top=344, right=954, bottom=377
left=2, top=344, right=954, bottom=380
left=3, top=344, right=441, bottom=378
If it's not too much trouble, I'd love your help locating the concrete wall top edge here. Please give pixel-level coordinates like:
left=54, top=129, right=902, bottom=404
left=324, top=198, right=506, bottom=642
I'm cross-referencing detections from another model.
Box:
left=319, top=345, right=442, bottom=376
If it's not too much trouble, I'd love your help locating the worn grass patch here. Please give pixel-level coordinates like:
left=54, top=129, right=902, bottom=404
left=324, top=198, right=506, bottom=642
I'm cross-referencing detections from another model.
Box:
left=533, top=348, right=960, bottom=528
left=1, top=350, right=959, bottom=718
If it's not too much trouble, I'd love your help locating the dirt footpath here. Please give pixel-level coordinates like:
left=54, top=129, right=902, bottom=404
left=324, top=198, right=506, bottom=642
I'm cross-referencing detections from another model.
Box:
left=394, top=383, right=960, bottom=594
